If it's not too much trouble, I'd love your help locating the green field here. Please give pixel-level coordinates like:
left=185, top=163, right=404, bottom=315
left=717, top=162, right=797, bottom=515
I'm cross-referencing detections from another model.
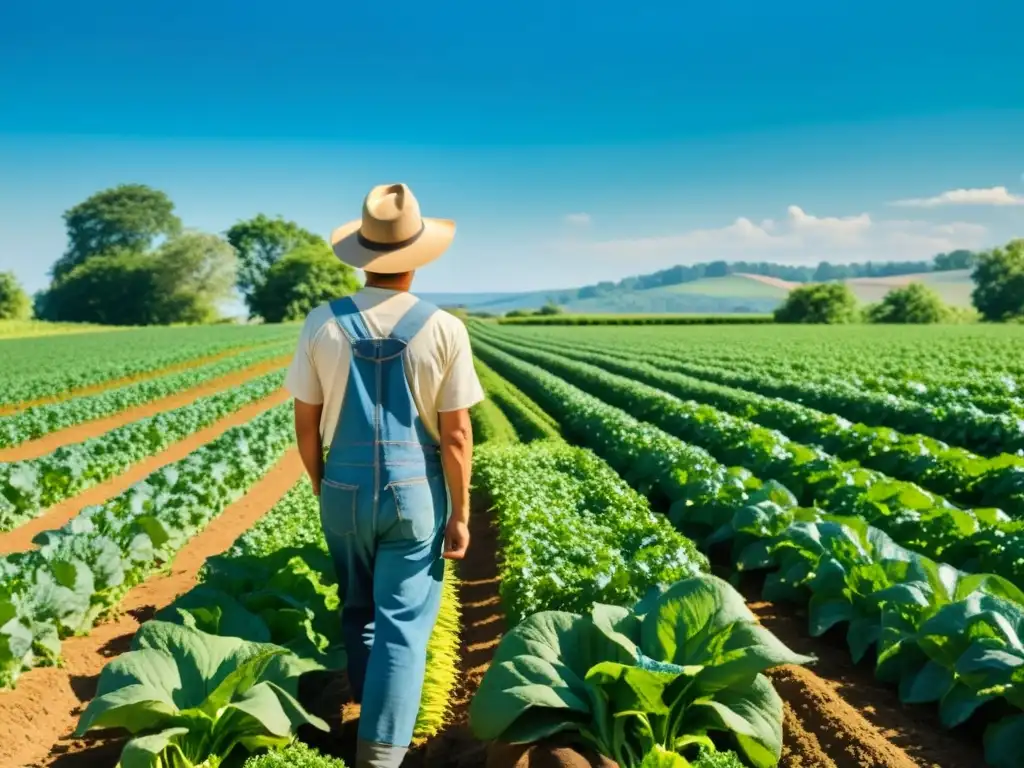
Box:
left=5, top=320, right=1024, bottom=768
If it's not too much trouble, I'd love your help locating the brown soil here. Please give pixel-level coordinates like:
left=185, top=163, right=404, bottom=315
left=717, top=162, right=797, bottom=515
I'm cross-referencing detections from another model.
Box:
left=0, top=343, right=282, bottom=417
left=1, top=450, right=305, bottom=768
left=0, top=389, right=291, bottom=555
left=0, top=356, right=289, bottom=462
left=408, top=507, right=508, bottom=768
left=746, top=587, right=985, bottom=768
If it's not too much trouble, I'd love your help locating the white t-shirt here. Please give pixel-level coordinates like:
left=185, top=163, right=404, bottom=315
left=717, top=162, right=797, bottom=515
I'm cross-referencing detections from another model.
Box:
left=285, top=287, right=484, bottom=444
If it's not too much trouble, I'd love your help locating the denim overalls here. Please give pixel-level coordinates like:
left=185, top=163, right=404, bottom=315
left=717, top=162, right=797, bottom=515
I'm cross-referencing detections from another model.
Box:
left=318, top=296, right=448, bottom=768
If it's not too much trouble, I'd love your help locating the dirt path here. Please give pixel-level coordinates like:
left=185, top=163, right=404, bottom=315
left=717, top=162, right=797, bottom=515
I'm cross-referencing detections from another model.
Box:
left=0, top=356, right=289, bottom=463
left=409, top=506, right=507, bottom=768
left=0, top=450, right=305, bottom=768
left=0, top=343, right=284, bottom=417
left=745, top=586, right=985, bottom=768
left=0, top=389, right=291, bottom=555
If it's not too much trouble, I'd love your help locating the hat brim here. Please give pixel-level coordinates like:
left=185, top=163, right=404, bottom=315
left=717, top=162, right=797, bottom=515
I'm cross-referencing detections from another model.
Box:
left=330, top=217, right=456, bottom=274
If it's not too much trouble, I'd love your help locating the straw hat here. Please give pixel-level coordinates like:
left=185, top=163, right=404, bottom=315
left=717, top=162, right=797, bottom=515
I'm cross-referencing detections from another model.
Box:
left=331, top=183, right=456, bottom=273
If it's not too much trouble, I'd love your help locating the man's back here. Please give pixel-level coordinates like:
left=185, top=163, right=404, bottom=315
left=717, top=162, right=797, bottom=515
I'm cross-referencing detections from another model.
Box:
left=285, top=286, right=480, bottom=444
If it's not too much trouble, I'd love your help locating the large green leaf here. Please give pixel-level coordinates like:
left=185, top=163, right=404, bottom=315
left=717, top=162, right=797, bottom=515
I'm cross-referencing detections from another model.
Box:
left=640, top=576, right=812, bottom=695
left=75, top=622, right=327, bottom=768
left=639, top=576, right=755, bottom=664
left=468, top=611, right=598, bottom=742
left=684, top=675, right=783, bottom=768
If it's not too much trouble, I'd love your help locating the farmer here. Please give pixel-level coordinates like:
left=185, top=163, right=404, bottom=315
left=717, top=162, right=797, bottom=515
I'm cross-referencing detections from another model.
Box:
left=285, top=183, right=483, bottom=768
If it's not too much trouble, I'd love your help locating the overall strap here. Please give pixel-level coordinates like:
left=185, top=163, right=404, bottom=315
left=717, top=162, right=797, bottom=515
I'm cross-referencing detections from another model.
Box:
left=388, top=299, right=439, bottom=345
left=329, top=296, right=374, bottom=343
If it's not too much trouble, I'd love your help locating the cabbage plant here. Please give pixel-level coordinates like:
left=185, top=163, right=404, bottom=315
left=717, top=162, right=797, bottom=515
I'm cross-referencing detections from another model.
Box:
left=469, top=574, right=813, bottom=767
left=75, top=621, right=328, bottom=768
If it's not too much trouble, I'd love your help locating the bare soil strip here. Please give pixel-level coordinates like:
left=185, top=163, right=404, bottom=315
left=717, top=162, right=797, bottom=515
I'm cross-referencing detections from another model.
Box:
left=0, top=343, right=284, bottom=417
left=0, top=389, right=291, bottom=555
left=0, top=357, right=290, bottom=462
left=409, top=507, right=508, bottom=768
left=746, top=587, right=985, bottom=768
left=0, top=449, right=305, bottom=768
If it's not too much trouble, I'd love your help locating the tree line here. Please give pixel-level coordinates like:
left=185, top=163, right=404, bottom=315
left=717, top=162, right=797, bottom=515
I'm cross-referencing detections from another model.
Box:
left=773, top=240, right=1024, bottom=324
left=0, top=182, right=1021, bottom=326
left=0, top=184, right=360, bottom=325
left=540, top=251, right=979, bottom=305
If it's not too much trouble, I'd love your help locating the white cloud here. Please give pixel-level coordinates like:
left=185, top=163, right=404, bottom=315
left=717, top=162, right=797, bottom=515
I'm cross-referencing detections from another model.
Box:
left=890, top=186, right=1024, bottom=208
left=565, top=205, right=988, bottom=268
left=564, top=212, right=591, bottom=226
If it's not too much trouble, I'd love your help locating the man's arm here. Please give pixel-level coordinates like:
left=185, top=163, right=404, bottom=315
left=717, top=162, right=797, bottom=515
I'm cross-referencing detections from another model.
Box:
left=439, top=408, right=473, bottom=559
left=294, top=399, right=324, bottom=495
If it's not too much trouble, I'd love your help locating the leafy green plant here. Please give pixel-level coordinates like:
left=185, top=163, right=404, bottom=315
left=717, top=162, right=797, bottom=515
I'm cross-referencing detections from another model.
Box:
left=75, top=621, right=328, bottom=768
left=243, top=741, right=347, bottom=767
left=0, top=405, right=295, bottom=688
left=474, top=441, right=707, bottom=624
left=469, top=574, right=813, bottom=767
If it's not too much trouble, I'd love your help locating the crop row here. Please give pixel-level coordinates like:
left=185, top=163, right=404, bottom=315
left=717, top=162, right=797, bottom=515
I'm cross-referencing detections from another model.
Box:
left=498, top=323, right=1024, bottom=410
left=0, top=370, right=287, bottom=533
left=469, top=338, right=1024, bottom=768
left=1, top=324, right=297, bottom=407
left=0, top=403, right=295, bottom=688
left=0, top=340, right=292, bottom=448
left=472, top=440, right=775, bottom=767
left=473, top=440, right=706, bottom=624
left=478, top=327, right=1024, bottom=516
left=500, top=328, right=1024, bottom=457
left=75, top=480, right=462, bottom=768
left=475, top=334, right=1024, bottom=587
left=473, top=357, right=561, bottom=442
left=469, top=390, right=519, bottom=445
left=689, top=355, right=1024, bottom=416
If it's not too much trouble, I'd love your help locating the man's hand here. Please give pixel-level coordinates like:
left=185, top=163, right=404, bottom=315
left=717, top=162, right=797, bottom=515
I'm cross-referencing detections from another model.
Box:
left=443, top=517, right=470, bottom=560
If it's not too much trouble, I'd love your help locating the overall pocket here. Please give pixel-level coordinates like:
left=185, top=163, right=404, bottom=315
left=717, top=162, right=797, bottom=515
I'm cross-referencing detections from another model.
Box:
left=384, top=474, right=447, bottom=542
left=320, top=478, right=358, bottom=538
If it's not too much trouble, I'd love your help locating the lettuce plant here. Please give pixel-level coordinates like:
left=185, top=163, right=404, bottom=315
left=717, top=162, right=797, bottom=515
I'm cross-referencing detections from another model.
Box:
left=75, top=621, right=328, bottom=768
left=469, top=574, right=812, bottom=767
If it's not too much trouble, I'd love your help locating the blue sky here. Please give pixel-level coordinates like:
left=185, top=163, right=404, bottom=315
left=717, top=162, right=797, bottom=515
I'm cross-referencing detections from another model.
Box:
left=1, top=0, right=1023, bottom=303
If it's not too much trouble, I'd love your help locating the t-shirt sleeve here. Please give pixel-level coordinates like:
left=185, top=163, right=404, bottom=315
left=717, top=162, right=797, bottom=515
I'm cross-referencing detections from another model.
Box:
left=285, top=315, right=324, bottom=405
left=436, top=321, right=485, bottom=412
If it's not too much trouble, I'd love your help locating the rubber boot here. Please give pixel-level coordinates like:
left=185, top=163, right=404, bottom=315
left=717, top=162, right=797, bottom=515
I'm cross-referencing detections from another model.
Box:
left=356, top=739, right=409, bottom=768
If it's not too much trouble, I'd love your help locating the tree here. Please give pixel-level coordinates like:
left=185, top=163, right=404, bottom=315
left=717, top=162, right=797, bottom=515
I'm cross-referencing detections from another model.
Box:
left=43, top=233, right=237, bottom=326
left=537, top=302, right=563, bottom=315
left=148, top=232, right=238, bottom=324
left=866, top=282, right=950, bottom=324
left=44, top=250, right=162, bottom=325
left=0, top=272, right=32, bottom=320
left=972, top=240, right=1024, bottom=322
left=934, top=249, right=976, bottom=272
left=225, top=214, right=323, bottom=310
left=52, top=184, right=181, bottom=280
left=774, top=283, right=859, bottom=324
left=249, top=242, right=361, bottom=323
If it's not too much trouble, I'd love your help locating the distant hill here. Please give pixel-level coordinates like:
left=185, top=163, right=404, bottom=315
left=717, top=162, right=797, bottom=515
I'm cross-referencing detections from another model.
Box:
left=423, top=254, right=979, bottom=315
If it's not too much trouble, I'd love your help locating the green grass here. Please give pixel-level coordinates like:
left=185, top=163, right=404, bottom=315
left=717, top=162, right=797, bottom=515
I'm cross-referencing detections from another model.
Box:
left=0, top=319, right=129, bottom=339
